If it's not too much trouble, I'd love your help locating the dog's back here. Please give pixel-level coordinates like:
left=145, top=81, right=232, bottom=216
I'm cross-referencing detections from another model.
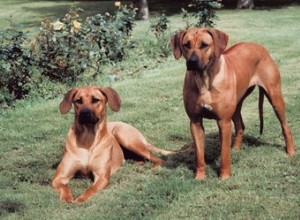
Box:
left=223, top=42, right=280, bottom=90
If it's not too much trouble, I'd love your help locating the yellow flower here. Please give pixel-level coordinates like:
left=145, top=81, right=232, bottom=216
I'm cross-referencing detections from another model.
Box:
left=73, top=20, right=81, bottom=30
left=115, top=1, right=121, bottom=7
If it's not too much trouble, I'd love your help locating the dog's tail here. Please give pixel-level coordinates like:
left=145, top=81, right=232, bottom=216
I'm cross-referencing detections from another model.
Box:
left=259, top=87, right=264, bottom=135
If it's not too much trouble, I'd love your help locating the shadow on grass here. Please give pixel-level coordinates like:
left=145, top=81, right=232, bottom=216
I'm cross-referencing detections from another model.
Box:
left=163, top=132, right=283, bottom=176
left=242, top=134, right=282, bottom=149
left=163, top=132, right=220, bottom=176
left=0, top=200, right=25, bottom=218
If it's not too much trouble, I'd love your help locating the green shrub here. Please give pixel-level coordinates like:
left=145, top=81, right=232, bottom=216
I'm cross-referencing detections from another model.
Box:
left=0, top=18, right=36, bottom=105
left=186, top=0, right=222, bottom=27
left=32, top=8, right=92, bottom=83
left=32, top=6, right=136, bottom=83
left=181, top=8, right=194, bottom=29
left=143, top=14, right=171, bottom=59
left=0, top=6, right=138, bottom=105
left=151, top=14, right=169, bottom=39
left=85, top=5, right=136, bottom=65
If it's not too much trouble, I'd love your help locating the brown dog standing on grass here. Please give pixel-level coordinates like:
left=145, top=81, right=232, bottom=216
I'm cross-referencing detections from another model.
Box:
left=171, top=28, right=296, bottom=180
left=52, top=86, right=171, bottom=203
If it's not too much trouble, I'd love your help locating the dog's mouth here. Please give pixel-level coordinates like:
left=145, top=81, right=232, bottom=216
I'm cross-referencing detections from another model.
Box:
left=186, top=57, right=205, bottom=71
left=78, top=109, right=99, bottom=125
left=186, top=62, right=205, bottom=71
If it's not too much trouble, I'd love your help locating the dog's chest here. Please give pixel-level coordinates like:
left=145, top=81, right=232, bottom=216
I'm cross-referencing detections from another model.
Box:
left=74, top=147, right=108, bottom=171
left=184, top=90, right=218, bottom=120
left=183, top=65, right=236, bottom=119
left=74, top=148, right=90, bottom=166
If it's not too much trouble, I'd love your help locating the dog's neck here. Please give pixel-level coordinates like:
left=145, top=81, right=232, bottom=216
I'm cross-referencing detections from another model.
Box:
left=74, top=118, right=108, bottom=149
left=194, top=70, right=210, bottom=95
left=193, top=56, right=222, bottom=95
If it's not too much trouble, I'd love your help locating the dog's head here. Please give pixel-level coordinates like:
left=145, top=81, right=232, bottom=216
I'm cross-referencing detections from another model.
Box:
left=170, top=28, right=228, bottom=71
left=59, top=86, right=121, bottom=126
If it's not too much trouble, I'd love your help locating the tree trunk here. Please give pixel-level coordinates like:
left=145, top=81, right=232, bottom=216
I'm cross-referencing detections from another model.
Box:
left=237, top=0, right=254, bottom=9
left=134, top=0, right=149, bottom=20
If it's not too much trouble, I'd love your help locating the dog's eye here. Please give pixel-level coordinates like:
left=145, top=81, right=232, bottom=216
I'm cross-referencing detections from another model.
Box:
left=200, top=42, right=209, bottom=49
left=92, top=97, right=100, bottom=104
left=183, top=41, right=190, bottom=49
left=75, top=98, right=82, bottom=105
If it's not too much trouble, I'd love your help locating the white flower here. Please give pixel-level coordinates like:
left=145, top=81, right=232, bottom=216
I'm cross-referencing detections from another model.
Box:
left=52, top=21, right=64, bottom=31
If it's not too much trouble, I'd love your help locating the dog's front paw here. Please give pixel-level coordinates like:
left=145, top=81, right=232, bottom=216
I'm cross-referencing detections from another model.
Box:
left=60, top=194, right=74, bottom=203
left=73, top=196, right=87, bottom=203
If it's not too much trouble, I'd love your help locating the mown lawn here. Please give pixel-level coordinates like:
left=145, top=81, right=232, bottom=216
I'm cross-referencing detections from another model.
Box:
left=1, top=2, right=300, bottom=219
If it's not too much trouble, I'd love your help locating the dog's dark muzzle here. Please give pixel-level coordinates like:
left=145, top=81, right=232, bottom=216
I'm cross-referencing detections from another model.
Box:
left=78, top=108, right=99, bottom=125
left=186, top=54, right=204, bottom=71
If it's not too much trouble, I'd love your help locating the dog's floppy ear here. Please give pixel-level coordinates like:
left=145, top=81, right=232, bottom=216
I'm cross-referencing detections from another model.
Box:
left=207, top=28, right=229, bottom=58
left=59, top=88, right=78, bottom=114
left=99, top=87, right=121, bottom=112
left=170, top=30, right=186, bottom=60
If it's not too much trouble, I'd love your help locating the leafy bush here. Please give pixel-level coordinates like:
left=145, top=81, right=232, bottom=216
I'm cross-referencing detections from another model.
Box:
left=185, top=0, right=222, bottom=27
left=181, top=8, right=194, bottom=29
left=143, top=14, right=171, bottom=59
left=0, top=18, right=36, bottom=105
left=0, top=6, right=137, bottom=106
left=32, top=6, right=136, bottom=83
left=151, top=14, right=169, bottom=39
left=85, top=5, right=136, bottom=65
left=32, top=8, right=92, bottom=83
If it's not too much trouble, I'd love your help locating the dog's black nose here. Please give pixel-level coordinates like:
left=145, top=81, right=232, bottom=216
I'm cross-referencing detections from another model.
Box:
left=80, top=108, right=91, bottom=117
left=79, top=108, right=98, bottom=125
left=186, top=54, right=202, bottom=71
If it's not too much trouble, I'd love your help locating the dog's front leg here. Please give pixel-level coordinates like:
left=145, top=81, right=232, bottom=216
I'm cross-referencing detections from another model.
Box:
left=52, top=177, right=74, bottom=202
left=190, top=119, right=206, bottom=180
left=74, top=169, right=110, bottom=203
left=52, top=160, right=77, bottom=202
left=217, top=119, right=232, bottom=179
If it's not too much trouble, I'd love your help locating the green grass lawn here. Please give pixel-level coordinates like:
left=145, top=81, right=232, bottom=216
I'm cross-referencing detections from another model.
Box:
left=1, top=2, right=300, bottom=219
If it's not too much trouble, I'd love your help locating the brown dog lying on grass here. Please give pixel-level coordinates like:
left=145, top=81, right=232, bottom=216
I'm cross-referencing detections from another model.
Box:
left=52, top=86, right=171, bottom=203
left=171, top=28, right=296, bottom=180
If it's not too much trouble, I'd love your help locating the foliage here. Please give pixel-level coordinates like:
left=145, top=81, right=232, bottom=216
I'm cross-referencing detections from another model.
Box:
left=85, top=5, right=136, bottom=65
left=114, top=5, right=136, bottom=36
left=187, top=0, right=222, bottom=27
left=144, top=14, right=171, bottom=58
left=181, top=8, right=194, bottom=29
left=0, top=6, right=136, bottom=106
left=32, top=6, right=136, bottom=84
left=0, top=17, right=36, bottom=105
left=150, top=14, right=169, bottom=39
left=32, top=8, right=92, bottom=83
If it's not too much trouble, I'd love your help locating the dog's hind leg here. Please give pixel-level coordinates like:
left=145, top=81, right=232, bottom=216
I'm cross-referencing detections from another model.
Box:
left=232, top=86, right=255, bottom=150
left=263, top=85, right=295, bottom=156
left=232, top=102, right=245, bottom=150
left=127, top=144, right=164, bottom=168
left=257, top=59, right=296, bottom=156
